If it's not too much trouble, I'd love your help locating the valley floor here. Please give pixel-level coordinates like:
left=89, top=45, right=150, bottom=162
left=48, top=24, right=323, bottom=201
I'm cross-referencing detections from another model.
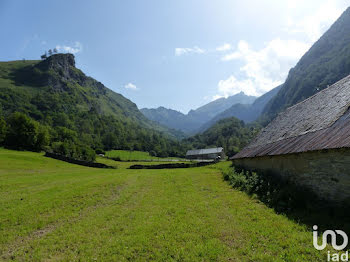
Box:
left=0, top=149, right=326, bottom=261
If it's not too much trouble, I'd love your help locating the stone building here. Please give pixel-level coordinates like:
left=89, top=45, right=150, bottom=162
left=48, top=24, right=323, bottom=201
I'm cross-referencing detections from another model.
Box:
left=231, top=75, right=350, bottom=203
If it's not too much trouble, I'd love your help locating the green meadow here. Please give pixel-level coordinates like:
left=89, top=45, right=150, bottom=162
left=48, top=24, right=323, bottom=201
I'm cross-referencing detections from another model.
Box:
left=0, top=148, right=327, bottom=261
left=105, top=150, right=182, bottom=161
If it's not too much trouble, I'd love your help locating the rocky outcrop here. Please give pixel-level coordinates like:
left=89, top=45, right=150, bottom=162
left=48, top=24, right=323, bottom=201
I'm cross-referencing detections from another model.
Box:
left=36, top=53, right=76, bottom=79
left=27, top=54, right=106, bottom=98
left=34, top=54, right=82, bottom=90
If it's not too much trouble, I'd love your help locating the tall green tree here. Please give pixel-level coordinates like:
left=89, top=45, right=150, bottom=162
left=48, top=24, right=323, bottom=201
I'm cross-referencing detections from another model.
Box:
left=5, top=112, right=49, bottom=151
left=0, top=116, right=6, bottom=145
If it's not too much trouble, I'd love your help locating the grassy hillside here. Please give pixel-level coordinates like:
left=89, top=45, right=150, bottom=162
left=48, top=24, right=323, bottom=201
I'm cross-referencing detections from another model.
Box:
left=262, top=7, right=350, bottom=121
left=0, top=55, right=185, bottom=157
left=0, top=148, right=327, bottom=261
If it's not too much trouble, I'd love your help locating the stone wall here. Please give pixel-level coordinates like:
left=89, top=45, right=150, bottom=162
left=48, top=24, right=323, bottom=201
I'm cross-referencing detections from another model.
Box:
left=232, top=148, right=350, bottom=203
left=45, top=152, right=115, bottom=169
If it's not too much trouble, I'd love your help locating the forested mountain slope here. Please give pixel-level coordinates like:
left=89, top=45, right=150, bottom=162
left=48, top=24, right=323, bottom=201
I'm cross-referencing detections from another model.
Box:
left=0, top=54, right=184, bottom=156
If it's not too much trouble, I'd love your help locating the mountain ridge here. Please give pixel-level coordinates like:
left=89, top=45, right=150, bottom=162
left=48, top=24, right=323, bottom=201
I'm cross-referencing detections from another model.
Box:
left=197, top=85, right=282, bottom=133
left=141, top=92, right=256, bottom=134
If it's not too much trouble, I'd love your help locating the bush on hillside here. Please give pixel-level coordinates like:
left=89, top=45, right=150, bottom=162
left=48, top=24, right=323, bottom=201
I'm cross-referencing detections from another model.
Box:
left=95, top=148, right=105, bottom=155
left=0, top=116, right=6, bottom=144
left=222, top=167, right=316, bottom=212
left=51, top=141, right=96, bottom=162
left=222, top=166, right=350, bottom=237
left=4, top=112, right=50, bottom=151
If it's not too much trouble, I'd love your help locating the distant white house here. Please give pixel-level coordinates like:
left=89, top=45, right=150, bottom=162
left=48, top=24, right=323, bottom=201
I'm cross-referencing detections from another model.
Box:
left=186, top=147, right=225, bottom=160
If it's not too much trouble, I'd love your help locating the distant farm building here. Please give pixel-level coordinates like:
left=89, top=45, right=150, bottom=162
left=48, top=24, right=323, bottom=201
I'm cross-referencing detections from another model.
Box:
left=186, top=147, right=225, bottom=160
left=231, top=75, right=350, bottom=203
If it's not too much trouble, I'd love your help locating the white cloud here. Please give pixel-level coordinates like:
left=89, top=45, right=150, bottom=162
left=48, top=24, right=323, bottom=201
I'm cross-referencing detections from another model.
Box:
left=124, top=83, right=138, bottom=90
left=56, top=41, right=82, bottom=54
left=175, top=46, right=205, bottom=56
left=285, top=0, right=344, bottom=42
left=217, top=76, right=256, bottom=98
left=217, top=38, right=310, bottom=98
left=175, top=44, right=233, bottom=56
left=221, top=40, right=249, bottom=61
left=216, top=43, right=232, bottom=52
left=215, top=1, right=347, bottom=99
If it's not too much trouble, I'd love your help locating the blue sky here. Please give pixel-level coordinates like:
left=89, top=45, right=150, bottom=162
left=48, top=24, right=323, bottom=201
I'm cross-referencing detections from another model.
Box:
left=0, top=0, right=348, bottom=113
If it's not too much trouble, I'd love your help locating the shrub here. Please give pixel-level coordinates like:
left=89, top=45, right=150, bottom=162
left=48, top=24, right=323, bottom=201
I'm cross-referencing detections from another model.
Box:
left=51, top=141, right=96, bottom=162
left=0, top=116, right=6, bottom=145
left=4, top=112, right=49, bottom=151
left=149, top=150, right=157, bottom=157
left=222, top=166, right=316, bottom=212
left=54, top=126, right=78, bottom=142
left=95, top=148, right=105, bottom=155
left=79, top=146, right=96, bottom=162
left=35, top=125, right=50, bottom=151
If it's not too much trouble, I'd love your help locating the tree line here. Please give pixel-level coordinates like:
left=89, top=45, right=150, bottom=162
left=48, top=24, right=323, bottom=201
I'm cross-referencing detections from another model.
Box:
left=0, top=111, right=96, bottom=162
left=185, top=117, right=260, bottom=157
left=0, top=110, right=259, bottom=161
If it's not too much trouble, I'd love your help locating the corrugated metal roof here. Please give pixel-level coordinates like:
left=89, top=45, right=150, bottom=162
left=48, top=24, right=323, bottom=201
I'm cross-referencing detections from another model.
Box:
left=232, top=74, right=350, bottom=159
left=186, top=147, right=223, bottom=156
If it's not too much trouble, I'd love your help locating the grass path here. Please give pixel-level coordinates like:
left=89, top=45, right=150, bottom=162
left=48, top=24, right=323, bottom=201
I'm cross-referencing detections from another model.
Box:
left=0, top=149, right=326, bottom=261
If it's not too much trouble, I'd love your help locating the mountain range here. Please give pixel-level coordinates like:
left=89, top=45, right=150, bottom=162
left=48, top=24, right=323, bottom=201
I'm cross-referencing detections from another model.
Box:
left=141, top=92, right=257, bottom=134
left=198, top=85, right=282, bottom=132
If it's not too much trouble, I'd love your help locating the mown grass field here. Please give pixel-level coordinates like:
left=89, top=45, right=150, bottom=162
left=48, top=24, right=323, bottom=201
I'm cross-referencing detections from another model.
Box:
left=0, top=148, right=327, bottom=261
left=105, top=150, right=183, bottom=161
